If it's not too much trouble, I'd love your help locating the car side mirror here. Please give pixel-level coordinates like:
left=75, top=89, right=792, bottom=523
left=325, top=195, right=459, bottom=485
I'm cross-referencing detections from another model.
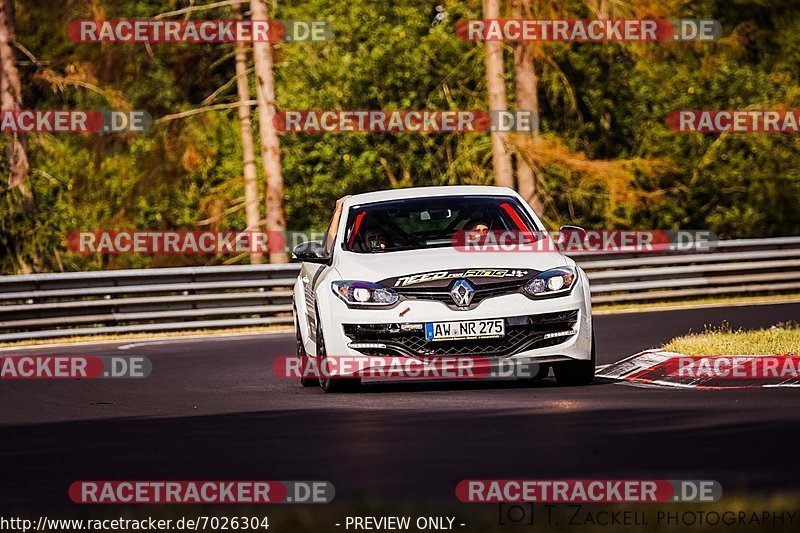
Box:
left=557, top=225, right=588, bottom=247
left=292, top=241, right=330, bottom=264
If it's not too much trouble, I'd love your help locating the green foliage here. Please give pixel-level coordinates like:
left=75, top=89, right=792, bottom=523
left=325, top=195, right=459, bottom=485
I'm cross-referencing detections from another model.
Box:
left=0, top=0, right=799, bottom=272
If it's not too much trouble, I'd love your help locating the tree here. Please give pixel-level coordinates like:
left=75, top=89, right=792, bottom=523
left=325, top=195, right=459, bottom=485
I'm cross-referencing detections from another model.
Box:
left=251, top=0, right=288, bottom=263
left=233, top=3, right=262, bottom=264
left=512, top=0, right=543, bottom=213
left=0, top=0, right=28, bottom=194
left=483, top=0, right=513, bottom=188
left=0, top=0, right=797, bottom=275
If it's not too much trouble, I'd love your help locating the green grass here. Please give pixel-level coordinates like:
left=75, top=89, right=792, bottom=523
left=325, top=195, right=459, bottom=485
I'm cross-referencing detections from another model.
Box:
left=663, top=322, right=800, bottom=356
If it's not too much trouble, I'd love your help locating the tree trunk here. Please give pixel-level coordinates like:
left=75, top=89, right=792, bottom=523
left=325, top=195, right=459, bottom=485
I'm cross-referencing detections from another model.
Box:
left=483, top=0, right=513, bottom=188
left=233, top=3, right=262, bottom=264
left=0, top=0, right=29, bottom=193
left=251, top=0, right=288, bottom=263
left=512, top=0, right=544, bottom=214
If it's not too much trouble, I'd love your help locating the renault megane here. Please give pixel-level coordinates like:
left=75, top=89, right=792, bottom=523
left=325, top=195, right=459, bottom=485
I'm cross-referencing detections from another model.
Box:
left=292, top=186, right=594, bottom=392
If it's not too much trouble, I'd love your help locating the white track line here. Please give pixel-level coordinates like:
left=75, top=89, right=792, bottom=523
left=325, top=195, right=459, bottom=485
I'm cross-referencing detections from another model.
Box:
left=593, top=297, right=800, bottom=316
left=117, top=330, right=292, bottom=350
left=0, top=329, right=292, bottom=352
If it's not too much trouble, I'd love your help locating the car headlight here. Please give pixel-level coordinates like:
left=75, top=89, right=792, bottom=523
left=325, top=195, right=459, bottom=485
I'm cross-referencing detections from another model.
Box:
left=523, top=267, right=577, bottom=297
left=331, top=280, right=400, bottom=306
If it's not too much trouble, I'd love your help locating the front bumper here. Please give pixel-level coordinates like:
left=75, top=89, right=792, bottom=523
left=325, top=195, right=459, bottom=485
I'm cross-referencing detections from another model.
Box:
left=318, top=289, right=592, bottom=365
left=343, top=309, right=579, bottom=358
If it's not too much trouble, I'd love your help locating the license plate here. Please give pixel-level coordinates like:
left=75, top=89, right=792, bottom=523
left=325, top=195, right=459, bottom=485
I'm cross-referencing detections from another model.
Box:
left=424, top=319, right=505, bottom=341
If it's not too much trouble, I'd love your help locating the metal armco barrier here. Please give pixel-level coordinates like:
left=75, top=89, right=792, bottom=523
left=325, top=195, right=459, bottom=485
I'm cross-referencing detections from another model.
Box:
left=1, top=237, right=798, bottom=342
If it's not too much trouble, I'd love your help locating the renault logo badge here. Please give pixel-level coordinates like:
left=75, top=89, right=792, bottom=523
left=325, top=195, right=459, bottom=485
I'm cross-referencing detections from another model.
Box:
left=450, top=279, right=475, bottom=307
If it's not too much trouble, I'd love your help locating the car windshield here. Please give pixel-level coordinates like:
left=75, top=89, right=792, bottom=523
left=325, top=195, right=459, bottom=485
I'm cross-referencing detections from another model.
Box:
left=343, top=195, right=539, bottom=253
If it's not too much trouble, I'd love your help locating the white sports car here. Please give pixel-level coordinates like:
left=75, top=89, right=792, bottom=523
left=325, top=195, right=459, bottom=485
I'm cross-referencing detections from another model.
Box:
left=292, top=186, right=594, bottom=392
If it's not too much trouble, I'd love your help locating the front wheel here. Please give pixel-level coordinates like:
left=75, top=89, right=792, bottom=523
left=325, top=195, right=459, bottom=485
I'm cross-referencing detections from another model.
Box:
left=294, top=305, right=317, bottom=387
left=316, top=312, right=361, bottom=393
left=553, top=332, right=596, bottom=386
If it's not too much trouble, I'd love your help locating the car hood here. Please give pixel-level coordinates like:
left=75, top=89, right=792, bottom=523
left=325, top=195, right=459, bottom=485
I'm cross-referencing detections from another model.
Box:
left=334, top=246, right=568, bottom=289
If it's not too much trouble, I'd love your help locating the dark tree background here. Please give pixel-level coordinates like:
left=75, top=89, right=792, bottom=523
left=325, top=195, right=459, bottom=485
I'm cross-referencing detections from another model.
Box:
left=1, top=0, right=799, bottom=273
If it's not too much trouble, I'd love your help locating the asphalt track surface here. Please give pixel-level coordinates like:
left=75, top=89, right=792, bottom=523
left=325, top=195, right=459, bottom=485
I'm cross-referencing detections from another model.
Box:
left=1, top=302, right=799, bottom=511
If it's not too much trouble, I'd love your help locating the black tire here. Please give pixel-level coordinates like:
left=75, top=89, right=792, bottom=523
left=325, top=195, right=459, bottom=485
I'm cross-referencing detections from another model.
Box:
left=294, top=307, right=318, bottom=388
left=553, top=332, right=596, bottom=386
left=316, top=312, right=361, bottom=393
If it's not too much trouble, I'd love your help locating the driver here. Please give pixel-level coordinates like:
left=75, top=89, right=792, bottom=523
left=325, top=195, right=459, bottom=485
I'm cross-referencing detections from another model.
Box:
left=362, top=226, right=389, bottom=252
left=466, top=219, right=490, bottom=237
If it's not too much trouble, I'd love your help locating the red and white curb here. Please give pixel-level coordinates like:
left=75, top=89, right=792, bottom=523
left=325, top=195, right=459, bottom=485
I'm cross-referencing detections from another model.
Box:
left=597, top=350, right=800, bottom=389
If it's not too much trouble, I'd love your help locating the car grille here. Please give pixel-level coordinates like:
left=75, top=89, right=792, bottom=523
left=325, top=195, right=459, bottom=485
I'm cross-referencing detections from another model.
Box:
left=395, top=279, right=525, bottom=309
left=342, top=310, right=579, bottom=358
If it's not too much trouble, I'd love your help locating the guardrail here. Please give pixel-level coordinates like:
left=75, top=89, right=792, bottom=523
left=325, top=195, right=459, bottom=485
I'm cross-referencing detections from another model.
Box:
left=1, top=236, right=798, bottom=342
